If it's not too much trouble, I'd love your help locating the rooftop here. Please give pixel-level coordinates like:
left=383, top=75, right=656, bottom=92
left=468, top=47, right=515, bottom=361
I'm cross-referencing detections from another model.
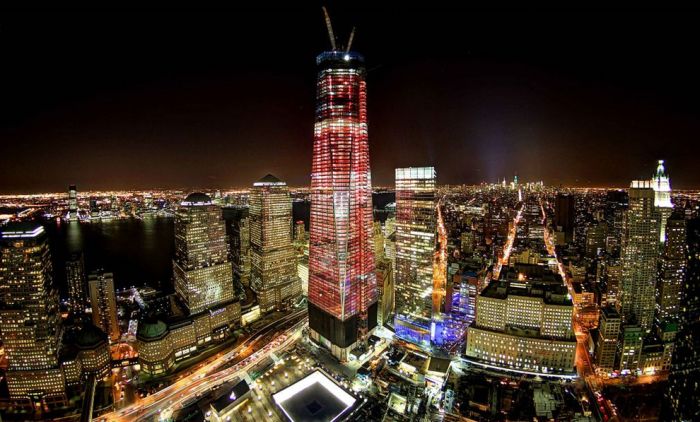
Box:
left=481, top=279, right=572, bottom=306
left=254, top=173, right=286, bottom=187
left=137, top=319, right=168, bottom=340
left=0, top=222, right=45, bottom=239
left=181, top=192, right=212, bottom=205
left=210, top=379, right=250, bottom=414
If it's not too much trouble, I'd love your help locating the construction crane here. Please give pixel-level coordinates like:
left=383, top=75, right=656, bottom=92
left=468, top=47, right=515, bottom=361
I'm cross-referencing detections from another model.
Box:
left=322, top=6, right=337, bottom=50
left=345, top=26, right=356, bottom=53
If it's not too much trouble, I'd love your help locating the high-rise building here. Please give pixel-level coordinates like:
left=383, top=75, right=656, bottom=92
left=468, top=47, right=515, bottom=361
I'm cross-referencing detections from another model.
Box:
left=66, top=252, right=87, bottom=314
left=619, top=324, right=643, bottom=372
left=682, top=218, right=700, bottom=326
left=68, top=184, right=78, bottom=221
left=223, top=205, right=251, bottom=287
left=394, top=167, right=437, bottom=344
left=604, top=190, right=628, bottom=256
left=294, top=220, right=306, bottom=243
left=585, top=220, right=607, bottom=259
left=651, top=160, right=673, bottom=243
left=0, top=223, right=65, bottom=408
left=375, top=257, right=395, bottom=327
left=595, top=306, right=621, bottom=374
left=308, top=45, right=378, bottom=361
left=174, top=193, right=235, bottom=315
left=554, top=193, right=575, bottom=243
left=249, top=174, right=302, bottom=312
left=663, top=320, right=700, bottom=420
left=88, top=271, right=120, bottom=342
left=657, top=213, right=686, bottom=323
left=620, top=180, right=660, bottom=331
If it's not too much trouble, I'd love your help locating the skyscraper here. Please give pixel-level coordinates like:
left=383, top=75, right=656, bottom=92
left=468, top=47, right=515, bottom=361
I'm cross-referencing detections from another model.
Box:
left=66, top=252, right=87, bottom=314
left=68, top=184, right=78, bottom=221
left=656, top=213, right=686, bottom=323
left=554, top=193, right=575, bottom=243
left=249, top=174, right=302, bottom=312
left=394, top=167, right=436, bottom=344
left=174, top=192, right=235, bottom=315
left=223, top=205, right=251, bottom=287
left=595, top=306, right=621, bottom=374
left=0, top=223, right=65, bottom=408
left=308, top=38, right=378, bottom=360
left=651, top=160, right=673, bottom=243
left=88, top=270, right=120, bottom=342
left=620, top=180, right=660, bottom=331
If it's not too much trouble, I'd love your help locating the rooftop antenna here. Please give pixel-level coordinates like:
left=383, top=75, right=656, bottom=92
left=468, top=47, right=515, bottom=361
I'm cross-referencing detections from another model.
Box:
left=322, top=6, right=337, bottom=50
left=345, top=26, right=356, bottom=53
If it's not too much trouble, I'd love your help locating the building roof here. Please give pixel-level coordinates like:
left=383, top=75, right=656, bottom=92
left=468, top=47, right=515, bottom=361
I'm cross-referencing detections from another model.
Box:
left=254, top=173, right=286, bottom=187
left=76, top=324, right=108, bottom=348
left=481, top=279, right=572, bottom=306
left=137, top=319, right=168, bottom=340
left=210, top=379, right=250, bottom=414
left=182, top=192, right=212, bottom=205
left=0, top=222, right=45, bottom=239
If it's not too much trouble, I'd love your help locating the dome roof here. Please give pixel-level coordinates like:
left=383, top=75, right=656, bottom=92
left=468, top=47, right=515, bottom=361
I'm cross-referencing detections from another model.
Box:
left=76, top=324, right=107, bottom=348
left=182, top=192, right=212, bottom=205
left=137, top=319, right=168, bottom=340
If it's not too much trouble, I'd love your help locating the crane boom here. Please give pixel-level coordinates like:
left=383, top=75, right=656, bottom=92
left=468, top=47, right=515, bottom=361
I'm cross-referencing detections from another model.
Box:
left=322, top=6, right=337, bottom=50
left=345, top=26, right=356, bottom=53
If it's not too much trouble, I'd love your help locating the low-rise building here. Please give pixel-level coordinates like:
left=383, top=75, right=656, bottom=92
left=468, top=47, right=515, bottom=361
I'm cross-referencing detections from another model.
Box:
left=465, top=277, right=576, bottom=375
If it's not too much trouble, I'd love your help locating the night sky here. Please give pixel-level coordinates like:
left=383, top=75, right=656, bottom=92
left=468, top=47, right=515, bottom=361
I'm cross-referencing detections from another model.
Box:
left=2, top=6, right=700, bottom=193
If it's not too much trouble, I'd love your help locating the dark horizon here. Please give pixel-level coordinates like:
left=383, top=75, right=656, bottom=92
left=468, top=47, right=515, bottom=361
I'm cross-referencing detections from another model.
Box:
left=2, top=7, right=700, bottom=194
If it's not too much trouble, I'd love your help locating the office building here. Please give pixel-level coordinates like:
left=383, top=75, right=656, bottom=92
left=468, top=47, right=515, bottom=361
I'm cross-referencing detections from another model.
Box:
left=620, top=180, right=660, bottom=331
left=88, top=271, right=120, bottom=342
left=68, top=184, right=78, bottom=221
left=249, top=174, right=302, bottom=312
left=66, top=252, right=87, bottom=314
left=594, top=306, right=621, bottom=374
left=294, top=220, right=306, bottom=243
left=465, top=279, right=576, bottom=374
left=663, top=320, right=700, bottom=420
left=618, top=324, right=643, bottom=373
left=657, top=213, right=686, bottom=323
left=308, top=44, right=378, bottom=360
left=394, top=167, right=436, bottom=344
left=554, top=193, right=575, bottom=243
left=223, top=205, right=251, bottom=287
left=375, top=257, right=395, bottom=327
left=651, top=160, right=673, bottom=243
left=0, top=223, right=65, bottom=408
left=174, top=193, right=235, bottom=315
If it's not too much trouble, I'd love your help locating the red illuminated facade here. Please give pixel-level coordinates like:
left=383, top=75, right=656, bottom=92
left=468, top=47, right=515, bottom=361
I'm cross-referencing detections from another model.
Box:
left=308, top=51, right=378, bottom=360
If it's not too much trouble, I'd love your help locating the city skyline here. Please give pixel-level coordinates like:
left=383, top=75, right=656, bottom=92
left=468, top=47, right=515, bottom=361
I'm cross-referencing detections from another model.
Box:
left=1, top=6, right=699, bottom=421
left=2, top=7, right=700, bottom=193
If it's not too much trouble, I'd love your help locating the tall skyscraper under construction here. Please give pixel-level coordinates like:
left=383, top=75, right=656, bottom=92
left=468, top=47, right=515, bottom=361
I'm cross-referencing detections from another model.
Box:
left=308, top=11, right=378, bottom=361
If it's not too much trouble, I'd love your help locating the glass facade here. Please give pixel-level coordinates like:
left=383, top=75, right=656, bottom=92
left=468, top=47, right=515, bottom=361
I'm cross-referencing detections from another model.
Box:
left=88, top=271, right=120, bottom=342
left=0, top=223, right=65, bottom=406
left=174, top=193, right=235, bottom=315
left=308, top=51, right=377, bottom=359
left=620, top=181, right=660, bottom=331
left=249, top=175, right=302, bottom=312
left=394, top=167, right=436, bottom=322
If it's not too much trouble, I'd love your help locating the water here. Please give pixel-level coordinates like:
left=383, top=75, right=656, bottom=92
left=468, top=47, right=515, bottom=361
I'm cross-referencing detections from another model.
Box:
left=43, top=216, right=175, bottom=295
left=40, top=192, right=395, bottom=297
